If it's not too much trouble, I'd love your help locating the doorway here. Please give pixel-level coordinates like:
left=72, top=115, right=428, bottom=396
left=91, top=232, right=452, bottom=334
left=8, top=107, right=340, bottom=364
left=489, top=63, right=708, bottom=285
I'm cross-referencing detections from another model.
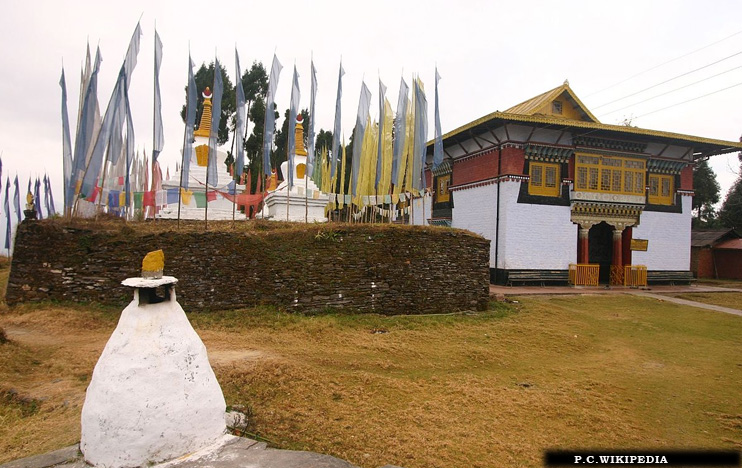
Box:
left=589, top=222, right=613, bottom=284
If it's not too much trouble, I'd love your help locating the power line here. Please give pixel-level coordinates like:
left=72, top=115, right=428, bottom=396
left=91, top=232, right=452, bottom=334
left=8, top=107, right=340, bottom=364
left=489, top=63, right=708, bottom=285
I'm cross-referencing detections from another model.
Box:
left=634, top=81, right=742, bottom=119
left=585, top=27, right=742, bottom=98
left=593, top=50, right=742, bottom=110
left=599, top=64, right=742, bottom=117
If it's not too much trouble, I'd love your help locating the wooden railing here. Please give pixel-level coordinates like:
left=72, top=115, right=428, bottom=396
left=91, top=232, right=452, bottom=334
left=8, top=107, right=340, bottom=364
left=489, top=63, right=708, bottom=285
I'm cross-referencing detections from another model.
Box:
left=569, top=263, right=599, bottom=286
left=624, top=264, right=648, bottom=287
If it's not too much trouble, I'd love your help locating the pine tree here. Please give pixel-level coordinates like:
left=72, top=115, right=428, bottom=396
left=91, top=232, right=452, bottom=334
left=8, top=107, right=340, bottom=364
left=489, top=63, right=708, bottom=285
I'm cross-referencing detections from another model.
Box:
left=692, top=158, right=721, bottom=227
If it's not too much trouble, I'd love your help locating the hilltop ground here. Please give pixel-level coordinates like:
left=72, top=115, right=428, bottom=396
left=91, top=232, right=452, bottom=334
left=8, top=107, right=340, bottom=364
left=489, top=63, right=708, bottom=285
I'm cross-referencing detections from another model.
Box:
left=1, top=258, right=741, bottom=468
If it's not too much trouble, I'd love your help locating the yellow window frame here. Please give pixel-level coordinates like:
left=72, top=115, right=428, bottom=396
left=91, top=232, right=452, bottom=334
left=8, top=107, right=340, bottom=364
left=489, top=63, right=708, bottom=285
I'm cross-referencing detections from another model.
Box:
left=529, top=162, right=561, bottom=197
left=574, top=153, right=645, bottom=196
left=648, top=174, right=674, bottom=205
left=436, top=175, right=451, bottom=203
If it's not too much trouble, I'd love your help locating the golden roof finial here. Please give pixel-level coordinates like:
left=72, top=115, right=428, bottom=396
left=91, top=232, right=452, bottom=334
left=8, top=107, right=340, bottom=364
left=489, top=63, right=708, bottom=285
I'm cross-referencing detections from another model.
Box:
left=194, top=87, right=213, bottom=138
left=142, top=250, right=165, bottom=279
left=294, top=115, right=308, bottom=157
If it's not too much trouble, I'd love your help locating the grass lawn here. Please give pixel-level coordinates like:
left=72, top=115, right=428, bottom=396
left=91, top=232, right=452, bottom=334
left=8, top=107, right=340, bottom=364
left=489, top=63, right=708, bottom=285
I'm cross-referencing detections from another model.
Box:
left=1, top=291, right=741, bottom=467
left=668, top=292, right=742, bottom=310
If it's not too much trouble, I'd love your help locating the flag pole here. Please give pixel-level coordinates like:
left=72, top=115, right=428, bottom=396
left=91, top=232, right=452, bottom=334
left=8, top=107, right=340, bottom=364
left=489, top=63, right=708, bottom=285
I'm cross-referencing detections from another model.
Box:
left=94, top=146, right=111, bottom=220
left=229, top=121, right=237, bottom=227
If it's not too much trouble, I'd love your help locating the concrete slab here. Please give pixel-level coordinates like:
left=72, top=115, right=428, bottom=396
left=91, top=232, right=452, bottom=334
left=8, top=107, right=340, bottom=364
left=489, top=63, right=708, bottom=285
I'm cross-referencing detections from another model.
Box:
left=490, top=284, right=742, bottom=296
left=0, top=445, right=80, bottom=468
left=0, top=437, right=379, bottom=468
left=630, top=292, right=742, bottom=317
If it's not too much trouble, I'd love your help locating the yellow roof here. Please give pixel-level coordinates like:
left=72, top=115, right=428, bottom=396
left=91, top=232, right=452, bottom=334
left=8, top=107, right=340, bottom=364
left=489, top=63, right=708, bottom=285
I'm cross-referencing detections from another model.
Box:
left=504, top=81, right=600, bottom=123
left=431, top=83, right=742, bottom=158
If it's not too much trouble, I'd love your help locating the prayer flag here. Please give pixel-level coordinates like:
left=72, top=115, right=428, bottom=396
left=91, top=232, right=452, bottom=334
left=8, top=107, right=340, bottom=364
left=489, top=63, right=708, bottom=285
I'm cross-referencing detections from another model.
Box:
left=287, top=65, right=300, bottom=189
left=60, top=68, right=73, bottom=211
left=166, top=188, right=179, bottom=204
left=34, top=178, right=43, bottom=219
left=412, top=78, right=428, bottom=191
left=331, top=62, right=344, bottom=178
left=392, top=78, right=409, bottom=190
left=181, top=56, right=197, bottom=190
left=152, top=30, right=164, bottom=163
left=234, top=48, right=246, bottom=178
left=263, top=54, right=283, bottom=175
left=433, top=68, right=443, bottom=170
left=13, top=176, right=20, bottom=223
left=307, top=59, right=317, bottom=178
left=207, top=56, right=223, bottom=187
left=376, top=80, right=387, bottom=190
left=4, top=178, right=10, bottom=250
left=351, top=82, right=372, bottom=196
left=69, top=46, right=102, bottom=206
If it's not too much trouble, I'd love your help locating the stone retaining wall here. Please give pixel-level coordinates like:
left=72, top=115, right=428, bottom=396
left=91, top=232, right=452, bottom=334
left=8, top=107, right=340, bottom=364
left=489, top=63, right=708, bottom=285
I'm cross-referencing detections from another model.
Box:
left=7, top=220, right=490, bottom=314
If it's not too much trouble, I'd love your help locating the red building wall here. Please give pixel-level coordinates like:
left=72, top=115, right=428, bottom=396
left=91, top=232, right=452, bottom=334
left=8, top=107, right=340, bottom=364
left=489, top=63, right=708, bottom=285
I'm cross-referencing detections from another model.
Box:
left=680, top=166, right=693, bottom=190
left=500, top=147, right=525, bottom=175
left=714, top=250, right=742, bottom=280
left=452, top=150, right=498, bottom=186
left=452, top=147, right=526, bottom=187
left=691, top=248, right=715, bottom=278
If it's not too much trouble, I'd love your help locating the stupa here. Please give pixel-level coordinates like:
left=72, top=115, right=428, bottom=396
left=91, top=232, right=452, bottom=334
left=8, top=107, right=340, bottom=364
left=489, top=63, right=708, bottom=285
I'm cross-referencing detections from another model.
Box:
left=80, top=250, right=227, bottom=467
left=158, top=88, right=245, bottom=220
left=260, top=115, right=329, bottom=222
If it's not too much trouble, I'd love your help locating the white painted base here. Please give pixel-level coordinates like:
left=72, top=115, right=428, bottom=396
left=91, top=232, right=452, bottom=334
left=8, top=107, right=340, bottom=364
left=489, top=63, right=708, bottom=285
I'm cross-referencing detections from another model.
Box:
left=261, top=189, right=329, bottom=222
left=80, top=288, right=226, bottom=467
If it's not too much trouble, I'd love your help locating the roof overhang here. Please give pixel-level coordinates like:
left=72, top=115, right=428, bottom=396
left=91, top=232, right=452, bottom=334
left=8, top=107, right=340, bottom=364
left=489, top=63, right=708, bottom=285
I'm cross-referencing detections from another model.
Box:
left=427, top=111, right=742, bottom=160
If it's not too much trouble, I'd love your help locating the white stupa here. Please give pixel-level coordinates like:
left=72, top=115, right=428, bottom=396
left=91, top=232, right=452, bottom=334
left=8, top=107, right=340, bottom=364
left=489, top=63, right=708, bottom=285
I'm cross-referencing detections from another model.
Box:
left=80, top=250, right=227, bottom=467
left=261, top=115, right=329, bottom=222
left=158, top=87, right=245, bottom=220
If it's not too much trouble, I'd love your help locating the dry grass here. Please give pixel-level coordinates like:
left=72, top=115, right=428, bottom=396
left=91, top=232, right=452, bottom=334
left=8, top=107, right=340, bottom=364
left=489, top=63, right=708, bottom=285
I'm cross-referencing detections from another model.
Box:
left=1, top=291, right=741, bottom=467
left=668, top=292, right=742, bottom=310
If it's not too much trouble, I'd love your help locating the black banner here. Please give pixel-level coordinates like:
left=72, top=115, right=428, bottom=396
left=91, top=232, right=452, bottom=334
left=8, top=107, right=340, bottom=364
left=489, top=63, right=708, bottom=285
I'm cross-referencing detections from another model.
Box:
left=544, top=450, right=740, bottom=466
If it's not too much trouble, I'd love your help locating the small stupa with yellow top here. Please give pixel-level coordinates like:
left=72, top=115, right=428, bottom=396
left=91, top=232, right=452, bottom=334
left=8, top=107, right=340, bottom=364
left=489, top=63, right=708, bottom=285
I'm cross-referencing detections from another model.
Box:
left=80, top=250, right=227, bottom=467
left=260, top=115, right=329, bottom=221
left=158, top=87, right=246, bottom=220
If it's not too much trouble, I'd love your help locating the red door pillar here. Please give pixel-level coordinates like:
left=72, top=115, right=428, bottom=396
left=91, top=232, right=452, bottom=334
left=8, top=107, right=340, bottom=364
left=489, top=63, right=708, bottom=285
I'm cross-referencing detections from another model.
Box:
left=611, top=228, right=624, bottom=285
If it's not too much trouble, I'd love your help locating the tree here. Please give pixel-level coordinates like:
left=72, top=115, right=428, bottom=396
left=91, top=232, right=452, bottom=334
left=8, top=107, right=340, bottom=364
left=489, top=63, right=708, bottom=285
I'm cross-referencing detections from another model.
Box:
left=719, top=175, right=742, bottom=228
left=180, top=61, right=235, bottom=146
left=692, top=158, right=721, bottom=227
left=315, top=129, right=333, bottom=154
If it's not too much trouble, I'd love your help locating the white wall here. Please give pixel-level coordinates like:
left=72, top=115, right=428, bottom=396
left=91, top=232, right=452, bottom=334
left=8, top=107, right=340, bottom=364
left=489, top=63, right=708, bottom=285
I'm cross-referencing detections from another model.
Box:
left=411, top=193, right=433, bottom=225
left=451, top=184, right=498, bottom=266
left=452, top=182, right=576, bottom=270
left=632, top=196, right=692, bottom=270
left=498, top=182, right=576, bottom=269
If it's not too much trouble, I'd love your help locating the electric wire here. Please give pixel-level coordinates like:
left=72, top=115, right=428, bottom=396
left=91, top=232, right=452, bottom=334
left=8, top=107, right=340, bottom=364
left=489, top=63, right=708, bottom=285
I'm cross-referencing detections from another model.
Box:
left=599, top=64, right=742, bottom=117
left=593, top=50, right=742, bottom=110
left=585, top=27, right=742, bottom=98
left=634, top=81, right=742, bottom=119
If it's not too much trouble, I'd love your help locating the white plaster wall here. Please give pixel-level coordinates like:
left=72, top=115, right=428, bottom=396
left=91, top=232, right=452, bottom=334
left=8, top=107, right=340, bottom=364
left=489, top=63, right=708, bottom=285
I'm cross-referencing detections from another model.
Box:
left=631, top=196, right=692, bottom=270
left=411, top=194, right=433, bottom=225
left=498, top=182, right=576, bottom=269
left=451, top=184, right=499, bottom=266
left=81, top=288, right=227, bottom=467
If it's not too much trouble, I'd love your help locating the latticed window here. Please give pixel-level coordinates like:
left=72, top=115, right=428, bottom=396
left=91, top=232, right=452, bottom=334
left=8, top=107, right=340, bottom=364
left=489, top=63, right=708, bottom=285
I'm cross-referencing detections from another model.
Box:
left=436, top=175, right=451, bottom=203
left=574, top=154, right=646, bottom=196
left=528, top=162, right=561, bottom=197
left=648, top=174, right=673, bottom=205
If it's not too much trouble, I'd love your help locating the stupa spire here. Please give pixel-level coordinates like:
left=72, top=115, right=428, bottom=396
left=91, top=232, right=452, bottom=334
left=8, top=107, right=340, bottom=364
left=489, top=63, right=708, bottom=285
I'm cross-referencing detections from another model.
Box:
left=194, top=87, right=213, bottom=138
left=294, top=115, right=308, bottom=157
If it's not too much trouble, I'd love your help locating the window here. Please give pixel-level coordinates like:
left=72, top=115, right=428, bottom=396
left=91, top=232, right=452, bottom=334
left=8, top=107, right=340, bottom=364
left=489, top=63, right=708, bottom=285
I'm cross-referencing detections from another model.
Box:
left=648, top=174, right=674, bottom=205
left=552, top=101, right=563, bottom=115
left=529, top=162, right=560, bottom=197
left=436, top=175, right=451, bottom=203
left=574, top=154, right=645, bottom=196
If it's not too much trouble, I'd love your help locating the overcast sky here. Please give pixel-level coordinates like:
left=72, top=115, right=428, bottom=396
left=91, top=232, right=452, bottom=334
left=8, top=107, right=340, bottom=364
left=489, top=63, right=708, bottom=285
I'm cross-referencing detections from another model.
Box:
left=1, top=0, right=742, bottom=226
